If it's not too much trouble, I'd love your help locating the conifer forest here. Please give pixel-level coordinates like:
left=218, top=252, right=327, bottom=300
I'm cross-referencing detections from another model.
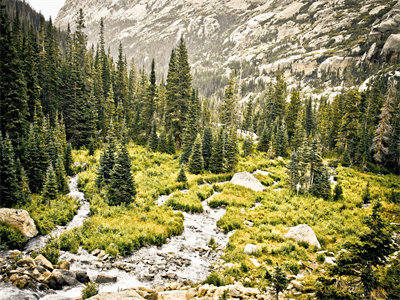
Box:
left=0, top=0, right=399, bottom=299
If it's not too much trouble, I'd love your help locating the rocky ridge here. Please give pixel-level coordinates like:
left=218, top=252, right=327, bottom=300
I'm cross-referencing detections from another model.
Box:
left=56, top=0, right=400, bottom=100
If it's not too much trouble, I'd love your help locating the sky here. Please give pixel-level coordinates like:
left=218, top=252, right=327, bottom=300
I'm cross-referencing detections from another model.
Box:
left=27, top=0, right=66, bottom=20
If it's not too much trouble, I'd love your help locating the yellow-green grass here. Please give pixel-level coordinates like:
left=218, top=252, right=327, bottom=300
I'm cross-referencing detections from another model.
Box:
left=167, top=191, right=204, bottom=213
left=209, top=183, right=261, bottom=208
left=216, top=164, right=400, bottom=289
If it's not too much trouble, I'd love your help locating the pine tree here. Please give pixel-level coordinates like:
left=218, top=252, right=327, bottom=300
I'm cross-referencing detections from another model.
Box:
left=107, top=144, right=136, bottom=205
left=148, top=122, right=158, bottom=152
left=287, top=150, right=302, bottom=192
left=177, top=166, right=188, bottom=183
left=0, top=134, right=22, bottom=207
left=42, top=164, right=58, bottom=200
left=188, top=135, right=204, bottom=174
left=15, top=158, right=30, bottom=204
left=210, top=129, right=225, bottom=174
left=292, top=115, right=305, bottom=150
left=272, top=119, right=288, bottom=157
left=96, top=136, right=116, bottom=187
left=225, top=129, right=239, bottom=172
left=243, top=135, right=253, bottom=157
left=286, top=89, right=301, bottom=143
left=220, top=73, right=238, bottom=128
left=143, top=59, right=156, bottom=133
left=55, top=155, right=69, bottom=194
left=201, top=127, right=213, bottom=170
left=371, top=88, right=394, bottom=165
left=333, top=201, right=395, bottom=297
left=243, top=99, right=253, bottom=132
left=158, top=130, right=168, bottom=153
left=166, top=132, right=176, bottom=155
left=304, top=98, right=314, bottom=137
left=0, top=4, right=29, bottom=144
left=333, top=182, right=343, bottom=201
left=257, top=126, right=270, bottom=153
left=309, top=162, right=331, bottom=200
left=271, top=265, right=288, bottom=300
left=65, top=143, right=73, bottom=176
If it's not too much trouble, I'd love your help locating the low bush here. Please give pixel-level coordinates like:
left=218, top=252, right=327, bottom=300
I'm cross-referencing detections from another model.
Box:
left=40, top=239, right=60, bottom=265
left=0, top=223, right=26, bottom=250
left=167, top=190, right=204, bottom=213
left=82, top=281, right=99, bottom=299
left=204, top=272, right=226, bottom=286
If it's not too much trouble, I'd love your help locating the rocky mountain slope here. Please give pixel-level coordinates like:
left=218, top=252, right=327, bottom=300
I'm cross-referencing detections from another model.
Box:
left=55, top=0, right=400, bottom=98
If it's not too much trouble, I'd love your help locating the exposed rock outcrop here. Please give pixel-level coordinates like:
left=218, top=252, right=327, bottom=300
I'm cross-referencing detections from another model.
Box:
left=284, top=224, right=321, bottom=248
left=230, top=172, right=265, bottom=192
left=381, top=34, right=400, bottom=56
left=0, top=208, right=38, bottom=239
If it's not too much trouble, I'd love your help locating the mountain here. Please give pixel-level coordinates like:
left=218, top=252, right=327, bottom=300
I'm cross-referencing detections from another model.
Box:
left=56, top=0, right=399, bottom=98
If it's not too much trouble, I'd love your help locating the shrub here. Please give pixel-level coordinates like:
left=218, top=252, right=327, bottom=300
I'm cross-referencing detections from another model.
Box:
left=167, top=191, right=204, bottom=213
left=82, top=281, right=99, bottom=299
left=204, top=272, right=225, bottom=286
left=317, top=253, right=325, bottom=264
left=0, top=224, right=26, bottom=250
left=40, top=239, right=60, bottom=265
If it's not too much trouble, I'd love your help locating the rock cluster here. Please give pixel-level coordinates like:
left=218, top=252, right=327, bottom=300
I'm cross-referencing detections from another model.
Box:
left=89, top=282, right=263, bottom=300
left=0, top=251, right=89, bottom=291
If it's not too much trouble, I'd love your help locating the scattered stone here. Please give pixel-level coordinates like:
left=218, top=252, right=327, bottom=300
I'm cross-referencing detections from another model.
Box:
left=250, top=258, right=261, bottom=268
left=244, top=220, right=254, bottom=227
left=16, top=256, right=35, bottom=267
left=91, top=249, right=101, bottom=256
left=95, top=274, right=117, bottom=284
left=34, top=254, right=54, bottom=270
left=284, top=224, right=321, bottom=248
left=230, top=172, right=265, bottom=192
left=244, top=243, right=261, bottom=255
left=0, top=208, right=38, bottom=238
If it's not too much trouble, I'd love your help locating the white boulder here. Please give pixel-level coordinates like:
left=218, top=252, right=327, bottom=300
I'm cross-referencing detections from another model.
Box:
left=230, top=172, right=265, bottom=192
left=0, top=208, right=38, bottom=239
left=284, top=224, right=321, bottom=248
left=244, top=243, right=261, bottom=255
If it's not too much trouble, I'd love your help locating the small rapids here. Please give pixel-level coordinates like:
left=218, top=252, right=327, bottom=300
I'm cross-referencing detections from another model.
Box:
left=25, top=176, right=89, bottom=253
left=59, top=190, right=231, bottom=297
left=0, top=180, right=230, bottom=299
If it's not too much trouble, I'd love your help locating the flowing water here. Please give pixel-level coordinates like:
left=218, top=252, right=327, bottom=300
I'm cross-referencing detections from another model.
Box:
left=0, top=178, right=230, bottom=299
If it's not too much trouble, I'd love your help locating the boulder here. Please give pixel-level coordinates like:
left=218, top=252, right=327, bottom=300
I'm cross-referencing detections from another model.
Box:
left=34, top=254, right=53, bottom=270
left=0, top=208, right=38, bottom=238
left=244, top=243, right=261, bottom=255
left=230, top=172, right=265, bottom=192
left=382, top=34, right=400, bottom=55
left=58, top=260, right=70, bottom=270
left=43, top=271, right=63, bottom=290
left=284, top=224, right=321, bottom=248
left=95, top=274, right=117, bottom=284
left=54, top=269, right=78, bottom=286
left=75, top=270, right=90, bottom=284
left=16, top=256, right=35, bottom=267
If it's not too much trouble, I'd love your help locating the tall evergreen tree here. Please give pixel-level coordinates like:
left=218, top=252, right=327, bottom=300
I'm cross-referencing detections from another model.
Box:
left=188, top=134, right=204, bottom=174
left=42, top=164, right=58, bottom=200
left=225, top=128, right=239, bottom=172
left=202, top=127, right=213, bottom=170
left=107, top=144, right=136, bottom=205
left=210, top=129, right=225, bottom=174
left=0, top=4, right=29, bottom=145
left=0, top=134, right=22, bottom=207
left=286, top=89, right=301, bottom=143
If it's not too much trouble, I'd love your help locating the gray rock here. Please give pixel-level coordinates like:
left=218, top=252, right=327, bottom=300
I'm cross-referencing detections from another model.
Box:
left=230, top=172, right=265, bottom=192
left=95, top=274, right=117, bottom=284
left=382, top=34, right=400, bottom=55
left=75, top=270, right=90, bottom=284
left=284, top=224, right=321, bottom=248
left=0, top=208, right=38, bottom=239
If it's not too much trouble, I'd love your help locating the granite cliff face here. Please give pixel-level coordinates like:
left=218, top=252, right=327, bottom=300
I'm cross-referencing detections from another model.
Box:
left=55, top=0, right=400, bottom=98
